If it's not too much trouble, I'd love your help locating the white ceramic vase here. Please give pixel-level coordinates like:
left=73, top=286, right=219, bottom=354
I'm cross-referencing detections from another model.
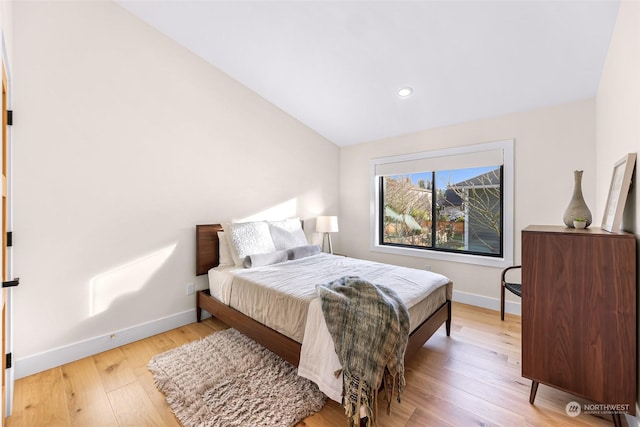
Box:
left=563, top=170, right=592, bottom=228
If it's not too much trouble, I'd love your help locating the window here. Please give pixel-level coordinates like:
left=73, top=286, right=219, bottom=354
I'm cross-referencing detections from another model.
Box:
left=370, top=140, right=513, bottom=267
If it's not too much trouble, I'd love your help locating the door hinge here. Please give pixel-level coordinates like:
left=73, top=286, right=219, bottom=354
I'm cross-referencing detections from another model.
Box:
left=7, top=231, right=12, bottom=247
left=5, top=353, right=11, bottom=369
left=2, top=278, right=19, bottom=288
left=7, top=110, right=12, bottom=126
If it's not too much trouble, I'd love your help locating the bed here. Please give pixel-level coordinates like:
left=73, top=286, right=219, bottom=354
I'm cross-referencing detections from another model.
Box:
left=195, top=222, right=452, bottom=401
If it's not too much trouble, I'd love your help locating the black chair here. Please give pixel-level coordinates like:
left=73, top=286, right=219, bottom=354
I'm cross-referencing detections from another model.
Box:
left=501, top=265, right=521, bottom=320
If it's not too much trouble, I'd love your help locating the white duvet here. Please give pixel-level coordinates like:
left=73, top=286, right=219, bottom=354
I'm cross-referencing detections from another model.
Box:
left=208, top=253, right=450, bottom=402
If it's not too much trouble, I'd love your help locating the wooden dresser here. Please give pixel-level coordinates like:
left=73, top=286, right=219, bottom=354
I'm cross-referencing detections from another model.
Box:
left=522, top=225, right=636, bottom=422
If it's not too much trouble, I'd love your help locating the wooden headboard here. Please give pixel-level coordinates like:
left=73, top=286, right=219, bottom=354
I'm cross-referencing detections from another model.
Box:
left=196, top=224, right=223, bottom=275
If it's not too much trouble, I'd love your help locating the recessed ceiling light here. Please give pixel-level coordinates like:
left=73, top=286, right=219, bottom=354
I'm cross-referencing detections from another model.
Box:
left=398, top=87, right=413, bottom=97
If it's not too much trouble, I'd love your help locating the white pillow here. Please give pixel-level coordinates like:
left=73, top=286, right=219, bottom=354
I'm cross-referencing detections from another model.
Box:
left=224, top=221, right=276, bottom=266
left=221, top=223, right=240, bottom=266
left=268, top=218, right=308, bottom=250
left=217, top=231, right=233, bottom=266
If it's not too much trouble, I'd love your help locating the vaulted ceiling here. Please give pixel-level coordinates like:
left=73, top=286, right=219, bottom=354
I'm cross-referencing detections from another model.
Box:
left=117, top=1, right=620, bottom=146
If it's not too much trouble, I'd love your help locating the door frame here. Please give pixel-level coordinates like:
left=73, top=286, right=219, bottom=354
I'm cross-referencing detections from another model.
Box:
left=1, top=37, right=13, bottom=422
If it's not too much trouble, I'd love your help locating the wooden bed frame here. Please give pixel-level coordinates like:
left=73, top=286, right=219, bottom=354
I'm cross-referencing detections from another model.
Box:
left=195, top=224, right=452, bottom=367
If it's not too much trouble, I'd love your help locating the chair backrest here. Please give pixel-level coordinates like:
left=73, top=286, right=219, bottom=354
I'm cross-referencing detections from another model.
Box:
left=501, top=265, right=522, bottom=284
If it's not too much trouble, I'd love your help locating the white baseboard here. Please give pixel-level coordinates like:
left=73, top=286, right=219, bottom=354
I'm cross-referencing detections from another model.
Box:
left=452, top=290, right=521, bottom=316
left=15, top=309, right=197, bottom=380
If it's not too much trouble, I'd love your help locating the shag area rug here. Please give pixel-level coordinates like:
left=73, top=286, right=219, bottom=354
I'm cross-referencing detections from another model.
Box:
left=148, top=328, right=326, bottom=427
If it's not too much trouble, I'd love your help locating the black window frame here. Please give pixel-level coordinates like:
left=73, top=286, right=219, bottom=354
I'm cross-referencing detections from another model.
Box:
left=378, top=166, right=504, bottom=258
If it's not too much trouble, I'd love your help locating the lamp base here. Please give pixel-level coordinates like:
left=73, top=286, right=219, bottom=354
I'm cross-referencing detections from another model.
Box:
left=321, top=233, right=334, bottom=255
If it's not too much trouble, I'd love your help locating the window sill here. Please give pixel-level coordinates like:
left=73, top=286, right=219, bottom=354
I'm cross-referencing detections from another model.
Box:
left=370, top=243, right=512, bottom=268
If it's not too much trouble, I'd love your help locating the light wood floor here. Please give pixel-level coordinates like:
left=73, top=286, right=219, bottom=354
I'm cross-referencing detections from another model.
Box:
left=6, top=303, right=623, bottom=426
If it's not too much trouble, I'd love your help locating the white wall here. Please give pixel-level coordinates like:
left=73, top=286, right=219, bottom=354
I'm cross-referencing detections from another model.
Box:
left=339, top=99, right=596, bottom=308
left=596, top=1, right=640, bottom=222
left=12, top=1, right=338, bottom=367
left=595, top=0, right=640, bottom=414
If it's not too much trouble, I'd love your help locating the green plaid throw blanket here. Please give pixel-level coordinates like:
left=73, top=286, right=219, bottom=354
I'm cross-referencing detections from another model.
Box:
left=317, top=276, right=410, bottom=427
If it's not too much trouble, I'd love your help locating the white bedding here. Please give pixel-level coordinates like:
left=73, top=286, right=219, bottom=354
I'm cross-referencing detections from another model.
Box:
left=207, top=253, right=451, bottom=401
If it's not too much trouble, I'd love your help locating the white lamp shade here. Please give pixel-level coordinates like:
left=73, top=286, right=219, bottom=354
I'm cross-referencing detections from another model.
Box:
left=316, top=216, right=339, bottom=233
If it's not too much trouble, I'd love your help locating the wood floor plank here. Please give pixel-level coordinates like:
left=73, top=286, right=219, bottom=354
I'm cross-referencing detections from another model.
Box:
left=407, top=393, right=498, bottom=427
left=402, top=369, right=528, bottom=426
left=92, top=347, right=137, bottom=393
left=145, top=330, right=182, bottom=354
left=108, top=381, right=166, bottom=426
left=420, top=357, right=564, bottom=425
left=163, top=325, right=205, bottom=346
left=371, top=395, right=415, bottom=427
left=60, top=358, right=118, bottom=427
left=136, top=373, right=182, bottom=427
left=118, top=338, right=159, bottom=379
left=7, top=368, right=70, bottom=427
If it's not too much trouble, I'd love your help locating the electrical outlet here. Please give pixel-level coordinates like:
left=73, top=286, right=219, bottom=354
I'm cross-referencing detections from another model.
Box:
left=425, top=264, right=431, bottom=271
left=186, top=283, right=195, bottom=295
